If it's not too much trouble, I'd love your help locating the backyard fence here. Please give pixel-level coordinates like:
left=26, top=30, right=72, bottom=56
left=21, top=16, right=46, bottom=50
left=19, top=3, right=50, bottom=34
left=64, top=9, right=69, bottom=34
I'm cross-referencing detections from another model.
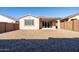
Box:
left=60, top=20, right=79, bottom=32
left=0, top=22, right=19, bottom=33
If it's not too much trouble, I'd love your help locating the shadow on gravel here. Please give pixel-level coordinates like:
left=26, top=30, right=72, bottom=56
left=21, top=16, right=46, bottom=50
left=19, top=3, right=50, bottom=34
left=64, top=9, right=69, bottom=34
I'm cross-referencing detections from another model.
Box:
left=0, top=38, right=79, bottom=52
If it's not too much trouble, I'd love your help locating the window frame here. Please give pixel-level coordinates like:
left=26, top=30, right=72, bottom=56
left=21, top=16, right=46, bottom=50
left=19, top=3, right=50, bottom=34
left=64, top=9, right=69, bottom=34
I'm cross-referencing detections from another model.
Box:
left=24, top=19, right=34, bottom=26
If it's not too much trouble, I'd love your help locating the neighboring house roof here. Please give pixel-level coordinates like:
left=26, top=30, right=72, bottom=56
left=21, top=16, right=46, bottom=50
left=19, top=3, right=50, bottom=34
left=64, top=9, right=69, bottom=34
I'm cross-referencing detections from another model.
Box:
left=0, top=14, right=16, bottom=20
left=0, top=14, right=16, bottom=23
left=64, top=13, right=79, bottom=19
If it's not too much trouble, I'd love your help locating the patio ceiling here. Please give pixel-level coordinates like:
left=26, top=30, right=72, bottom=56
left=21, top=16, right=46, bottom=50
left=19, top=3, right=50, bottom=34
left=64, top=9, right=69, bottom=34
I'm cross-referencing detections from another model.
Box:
left=40, top=18, right=61, bottom=22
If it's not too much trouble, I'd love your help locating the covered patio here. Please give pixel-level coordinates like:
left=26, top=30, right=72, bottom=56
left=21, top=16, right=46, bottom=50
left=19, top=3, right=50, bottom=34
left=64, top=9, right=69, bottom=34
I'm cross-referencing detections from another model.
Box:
left=39, top=18, right=61, bottom=29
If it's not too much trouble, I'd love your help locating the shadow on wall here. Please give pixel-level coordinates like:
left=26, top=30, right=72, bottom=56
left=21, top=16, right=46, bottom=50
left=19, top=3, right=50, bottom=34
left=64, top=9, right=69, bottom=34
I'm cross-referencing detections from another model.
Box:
left=0, top=38, right=79, bottom=52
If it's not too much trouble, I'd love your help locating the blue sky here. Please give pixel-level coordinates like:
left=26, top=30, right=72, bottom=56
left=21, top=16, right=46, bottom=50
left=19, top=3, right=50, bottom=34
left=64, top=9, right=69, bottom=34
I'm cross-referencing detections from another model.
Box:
left=0, top=7, right=79, bottom=20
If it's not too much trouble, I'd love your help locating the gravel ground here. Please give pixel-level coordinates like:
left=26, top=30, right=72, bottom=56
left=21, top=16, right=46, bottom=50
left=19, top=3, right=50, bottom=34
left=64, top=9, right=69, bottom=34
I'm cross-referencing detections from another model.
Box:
left=0, top=29, right=79, bottom=39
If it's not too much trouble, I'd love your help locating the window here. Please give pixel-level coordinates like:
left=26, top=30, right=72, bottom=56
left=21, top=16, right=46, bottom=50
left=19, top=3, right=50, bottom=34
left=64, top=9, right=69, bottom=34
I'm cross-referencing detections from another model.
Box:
left=24, top=19, right=34, bottom=25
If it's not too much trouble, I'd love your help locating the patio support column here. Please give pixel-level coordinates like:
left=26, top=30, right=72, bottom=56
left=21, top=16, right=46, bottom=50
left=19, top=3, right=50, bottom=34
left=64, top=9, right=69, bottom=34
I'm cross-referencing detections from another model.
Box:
left=57, top=20, right=60, bottom=29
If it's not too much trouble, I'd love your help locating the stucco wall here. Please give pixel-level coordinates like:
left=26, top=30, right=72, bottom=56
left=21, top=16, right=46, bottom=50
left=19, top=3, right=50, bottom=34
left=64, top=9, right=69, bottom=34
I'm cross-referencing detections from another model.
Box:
left=19, top=16, right=40, bottom=30
left=0, top=15, right=15, bottom=23
left=68, top=15, right=79, bottom=21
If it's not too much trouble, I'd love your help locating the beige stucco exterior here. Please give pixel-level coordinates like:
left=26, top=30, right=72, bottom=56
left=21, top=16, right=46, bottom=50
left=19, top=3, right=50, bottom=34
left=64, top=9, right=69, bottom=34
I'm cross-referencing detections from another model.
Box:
left=57, top=20, right=60, bottom=29
left=19, top=15, right=61, bottom=30
left=19, top=15, right=40, bottom=30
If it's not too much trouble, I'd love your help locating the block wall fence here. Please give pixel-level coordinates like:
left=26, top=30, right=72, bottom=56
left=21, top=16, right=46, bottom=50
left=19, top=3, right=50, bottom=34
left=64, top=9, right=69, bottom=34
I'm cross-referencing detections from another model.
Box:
left=60, top=20, right=79, bottom=32
left=0, top=22, right=19, bottom=33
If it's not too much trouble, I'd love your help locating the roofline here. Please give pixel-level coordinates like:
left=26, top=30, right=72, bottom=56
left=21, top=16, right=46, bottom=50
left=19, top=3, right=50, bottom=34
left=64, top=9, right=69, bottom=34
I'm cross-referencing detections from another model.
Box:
left=19, top=15, right=40, bottom=19
left=0, top=13, right=16, bottom=21
left=19, top=14, right=62, bottom=20
left=63, top=13, right=79, bottom=19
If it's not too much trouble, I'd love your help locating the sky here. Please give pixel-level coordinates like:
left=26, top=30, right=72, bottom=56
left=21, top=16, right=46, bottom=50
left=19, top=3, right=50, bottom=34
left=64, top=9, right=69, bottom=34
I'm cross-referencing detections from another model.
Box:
left=0, top=7, right=79, bottom=20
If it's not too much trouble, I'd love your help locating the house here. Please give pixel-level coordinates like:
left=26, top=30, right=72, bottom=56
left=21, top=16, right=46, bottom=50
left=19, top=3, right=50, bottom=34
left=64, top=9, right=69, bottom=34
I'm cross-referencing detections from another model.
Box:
left=0, top=13, right=79, bottom=31
left=63, top=13, right=79, bottom=21
left=0, top=14, right=16, bottom=23
left=19, top=14, right=61, bottom=30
